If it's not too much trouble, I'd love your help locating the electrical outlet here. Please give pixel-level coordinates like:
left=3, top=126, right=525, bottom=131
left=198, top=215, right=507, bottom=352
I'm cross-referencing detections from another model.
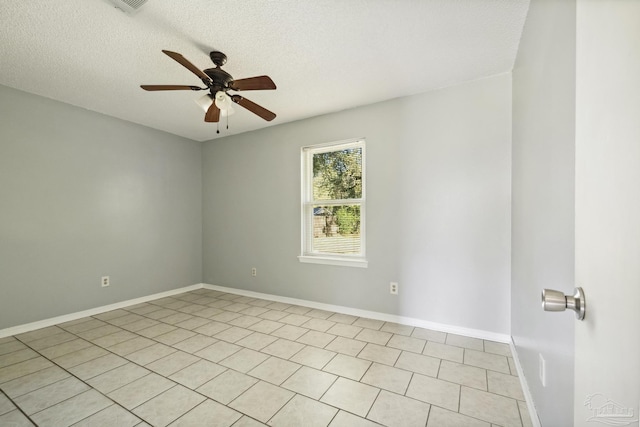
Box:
left=390, top=282, right=398, bottom=295
left=251, top=267, right=257, bottom=277
left=539, top=353, right=546, bottom=387
left=101, top=276, right=110, bottom=287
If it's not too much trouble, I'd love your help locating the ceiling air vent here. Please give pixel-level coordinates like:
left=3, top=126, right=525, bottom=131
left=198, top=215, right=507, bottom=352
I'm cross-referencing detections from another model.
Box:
left=108, top=0, right=148, bottom=14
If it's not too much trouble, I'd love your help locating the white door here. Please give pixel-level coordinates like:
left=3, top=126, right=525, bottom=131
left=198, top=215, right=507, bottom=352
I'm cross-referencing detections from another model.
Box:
left=574, top=1, right=640, bottom=426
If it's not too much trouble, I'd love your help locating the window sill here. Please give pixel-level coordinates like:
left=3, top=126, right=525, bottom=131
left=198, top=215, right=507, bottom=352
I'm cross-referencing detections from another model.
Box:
left=298, top=255, right=368, bottom=268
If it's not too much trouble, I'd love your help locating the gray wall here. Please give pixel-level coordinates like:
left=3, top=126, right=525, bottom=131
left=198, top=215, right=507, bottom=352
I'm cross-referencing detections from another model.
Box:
left=511, top=0, right=576, bottom=425
left=0, top=85, right=203, bottom=330
left=203, top=74, right=512, bottom=334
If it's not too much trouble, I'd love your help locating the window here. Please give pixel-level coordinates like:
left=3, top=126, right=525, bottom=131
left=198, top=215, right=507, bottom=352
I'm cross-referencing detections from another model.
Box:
left=299, top=139, right=367, bottom=268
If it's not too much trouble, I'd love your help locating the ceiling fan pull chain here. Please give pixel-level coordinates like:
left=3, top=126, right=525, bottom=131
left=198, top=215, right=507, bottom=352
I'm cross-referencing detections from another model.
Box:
left=216, top=121, right=220, bottom=134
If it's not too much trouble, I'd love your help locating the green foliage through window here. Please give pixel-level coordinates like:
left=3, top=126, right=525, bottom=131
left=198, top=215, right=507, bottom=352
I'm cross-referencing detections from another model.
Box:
left=312, top=148, right=362, bottom=200
left=335, top=205, right=360, bottom=235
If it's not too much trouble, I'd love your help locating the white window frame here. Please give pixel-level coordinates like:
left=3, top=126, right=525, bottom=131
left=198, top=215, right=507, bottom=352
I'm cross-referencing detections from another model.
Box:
left=299, top=138, right=367, bottom=268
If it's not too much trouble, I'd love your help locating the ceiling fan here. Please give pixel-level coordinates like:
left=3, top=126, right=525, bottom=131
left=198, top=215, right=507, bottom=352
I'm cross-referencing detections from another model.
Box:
left=141, top=50, right=276, bottom=124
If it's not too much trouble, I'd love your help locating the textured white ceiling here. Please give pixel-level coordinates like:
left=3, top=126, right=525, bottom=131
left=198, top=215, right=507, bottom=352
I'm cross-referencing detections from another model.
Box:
left=0, top=0, right=529, bottom=142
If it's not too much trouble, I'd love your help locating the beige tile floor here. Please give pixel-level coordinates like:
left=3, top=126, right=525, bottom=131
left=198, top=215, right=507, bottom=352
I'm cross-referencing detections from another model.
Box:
left=0, top=289, right=532, bottom=427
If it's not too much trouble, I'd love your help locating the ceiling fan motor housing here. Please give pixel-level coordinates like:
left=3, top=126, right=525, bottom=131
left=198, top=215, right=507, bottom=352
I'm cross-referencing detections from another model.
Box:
left=204, top=67, right=233, bottom=91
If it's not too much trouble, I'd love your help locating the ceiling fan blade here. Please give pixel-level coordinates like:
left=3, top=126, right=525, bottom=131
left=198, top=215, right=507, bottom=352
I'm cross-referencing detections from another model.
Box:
left=140, top=85, right=203, bottom=91
left=162, top=50, right=211, bottom=85
left=205, top=102, right=220, bottom=123
left=231, top=95, right=276, bottom=121
left=229, top=76, right=277, bottom=91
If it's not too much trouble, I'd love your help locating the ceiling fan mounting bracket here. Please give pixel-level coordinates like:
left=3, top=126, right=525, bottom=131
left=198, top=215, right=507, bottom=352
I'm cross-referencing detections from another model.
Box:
left=209, top=51, right=227, bottom=67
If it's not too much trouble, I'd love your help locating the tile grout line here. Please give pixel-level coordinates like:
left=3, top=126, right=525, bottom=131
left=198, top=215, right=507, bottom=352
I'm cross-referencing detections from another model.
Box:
left=9, top=313, right=218, bottom=424
left=0, top=387, right=37, bottom=426
left=324, top=407, right=341, bottom=427
left=485, top=367, right=489, bottom=394
left=362, top=386, right=382, bottom=422
left=11, top=334, right=148, bottom=426
left=38, top=323, right=234, bottom=425
left=516, top=396, right=526, bottom=427
left=424, top=404, right=432, bottom=427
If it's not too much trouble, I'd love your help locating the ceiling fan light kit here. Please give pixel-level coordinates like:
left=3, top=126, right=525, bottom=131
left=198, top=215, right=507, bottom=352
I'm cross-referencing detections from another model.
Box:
left=195, top=94, right=214, bottom=112
left=214, top=91, right=233, bottom=110
left=141, top=49, right=276, bottom=134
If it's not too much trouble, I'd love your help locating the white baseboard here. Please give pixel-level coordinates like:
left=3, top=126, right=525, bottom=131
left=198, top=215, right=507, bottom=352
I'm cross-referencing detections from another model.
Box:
left=1, top=282, right=510, bottom=343
left=509, top=338, right=542, bottom=427
left=202, top=283, right=511, bottom=343
left=0, top=283, right=203, bottom=339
